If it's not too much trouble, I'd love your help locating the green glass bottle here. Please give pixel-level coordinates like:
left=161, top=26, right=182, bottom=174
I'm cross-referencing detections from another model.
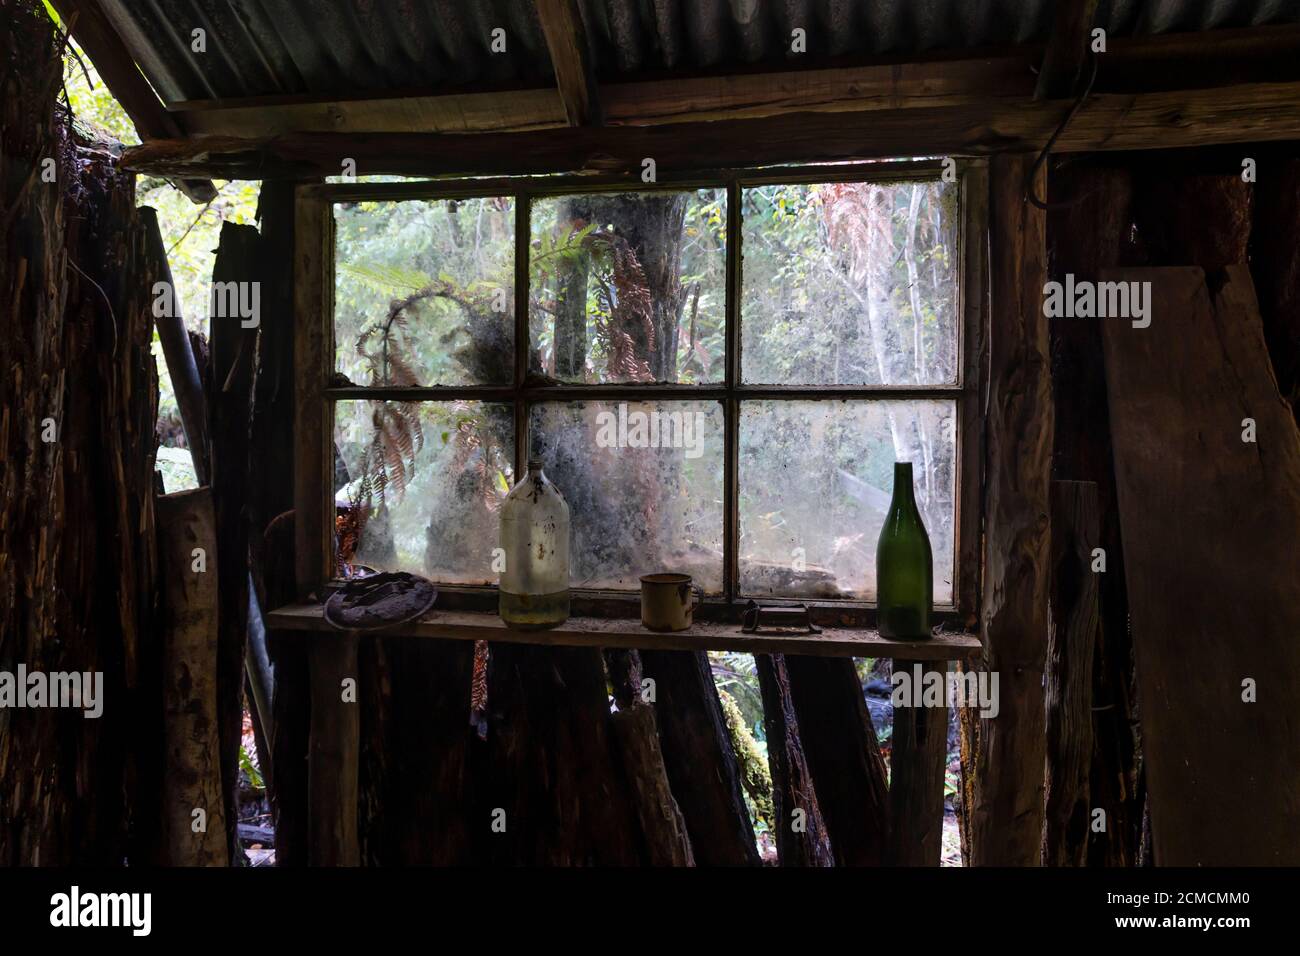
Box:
left=876, top=462, right=933, bottom=640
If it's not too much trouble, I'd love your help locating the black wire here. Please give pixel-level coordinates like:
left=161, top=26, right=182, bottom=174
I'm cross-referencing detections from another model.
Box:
left=1027, top=51, right=1100, bottom=211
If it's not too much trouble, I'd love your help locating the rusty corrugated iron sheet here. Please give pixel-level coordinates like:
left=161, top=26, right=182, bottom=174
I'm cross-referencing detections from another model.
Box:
left=96, top=0, right=1300, bottom=105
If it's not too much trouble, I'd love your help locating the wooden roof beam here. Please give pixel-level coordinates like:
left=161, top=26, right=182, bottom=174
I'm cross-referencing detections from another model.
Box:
left=122, top=80, right=1300, bottom=181
left=534, top=0, right=602, bottom=126
left=1035, top=0, right=1101, bottom=100
left=49, top=0, right=216, bottom=202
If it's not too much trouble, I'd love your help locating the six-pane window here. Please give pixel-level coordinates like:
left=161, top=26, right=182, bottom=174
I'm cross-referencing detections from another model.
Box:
left=326, top=165, right=964, bottom=610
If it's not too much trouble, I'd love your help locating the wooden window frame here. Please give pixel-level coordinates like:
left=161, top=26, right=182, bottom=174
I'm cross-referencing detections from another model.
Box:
left=294, top=159, right=988, bottom=628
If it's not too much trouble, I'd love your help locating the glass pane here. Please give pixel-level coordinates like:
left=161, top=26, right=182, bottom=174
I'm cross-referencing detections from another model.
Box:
left=529, top=401, right=724, bottom=592
left=741, top=179, right=958, bottom=386
left=739, top=400, right=955, bottom=603
left=333, top=400, right=514, bottom=584
left=334, top=197, right=515, bottom=386
left=529, top=189, right=726, bottom=384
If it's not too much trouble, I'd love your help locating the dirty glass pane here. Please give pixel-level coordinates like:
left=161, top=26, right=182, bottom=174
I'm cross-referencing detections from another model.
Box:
left=333, top=400, right=514, bottom=584
left=739, top=400, right=955, bottom=603
left=741, top=179, right=958, bottom=386
left=334, top=197, right=515, bottom=386
left=529, top=189, right=726, bottom=384
left=529, top=400, right=725, bottom=592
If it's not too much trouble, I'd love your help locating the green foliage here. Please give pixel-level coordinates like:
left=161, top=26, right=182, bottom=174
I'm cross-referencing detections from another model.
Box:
left=719, top=688, right=774, bottom=834
left=57, top=25, right=259, bottom=469
left=239, top=745, right=264, bottom=791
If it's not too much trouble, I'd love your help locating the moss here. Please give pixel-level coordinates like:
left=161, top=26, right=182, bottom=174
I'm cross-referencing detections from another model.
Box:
left=719, top=688, right=774, bottom=830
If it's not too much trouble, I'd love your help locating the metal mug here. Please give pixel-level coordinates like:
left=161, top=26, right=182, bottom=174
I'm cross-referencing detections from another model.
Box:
left=640, top=572, right=701, bottom=632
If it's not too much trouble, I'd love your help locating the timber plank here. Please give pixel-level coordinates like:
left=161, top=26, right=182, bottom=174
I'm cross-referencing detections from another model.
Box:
left=1100, top=265, right=1300, bottom=865
left=266, top=603, right=980, bottom=661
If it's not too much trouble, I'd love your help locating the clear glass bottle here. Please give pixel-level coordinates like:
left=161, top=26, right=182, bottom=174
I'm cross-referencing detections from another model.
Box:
left=499, top=458, right=571, bottom=630
left=876, top=461, right=933, bottom=640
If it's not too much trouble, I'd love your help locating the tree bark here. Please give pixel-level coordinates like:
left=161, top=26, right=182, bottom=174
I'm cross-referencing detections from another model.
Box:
left=605, top=648, right=694, bottom=865
left=756, top=654, right=834, bottom=866
left=0, top=3, right=159, bottom=864
left=474, top=643, right=644, bottom=865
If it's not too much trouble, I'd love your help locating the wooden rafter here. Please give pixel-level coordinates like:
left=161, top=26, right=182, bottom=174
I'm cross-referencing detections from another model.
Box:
left=49, top=0, right=216, bottom=202
left=1035, top=0, right=1101, bottom=100
left=123, top=79, right=1300, bottom=180
left=534, top=0, right=601, bottom=126
left=159, top=23, right=1300, bottom=139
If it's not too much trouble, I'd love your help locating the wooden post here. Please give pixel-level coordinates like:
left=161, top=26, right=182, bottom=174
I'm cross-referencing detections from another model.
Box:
left=293, top=188, right=332, bottom=601
left=888, top=660, right=948, bottom=866
left=156, top=488, right=227, bottom=866
left=964, top=152, right=1053, bottom=866
left=308, top=631, right=360, bottom=866
left=1042, top=480, right=1100, bottom=866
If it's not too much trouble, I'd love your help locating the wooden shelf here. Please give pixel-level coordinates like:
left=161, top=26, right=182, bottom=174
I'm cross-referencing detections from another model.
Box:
left=267, top=603, right=981, bottom=661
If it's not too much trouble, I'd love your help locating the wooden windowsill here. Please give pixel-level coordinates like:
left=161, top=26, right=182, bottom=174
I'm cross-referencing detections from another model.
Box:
left=267, top=602, right=982, bottom=661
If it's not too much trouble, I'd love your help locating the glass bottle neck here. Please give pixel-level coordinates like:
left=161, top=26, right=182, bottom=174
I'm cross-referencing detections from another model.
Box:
left=892, top=462, right=916, bottom=508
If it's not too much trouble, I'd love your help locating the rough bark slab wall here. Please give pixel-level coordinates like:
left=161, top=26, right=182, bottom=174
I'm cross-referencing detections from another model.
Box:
left=0, top=1, right=159, bottom=865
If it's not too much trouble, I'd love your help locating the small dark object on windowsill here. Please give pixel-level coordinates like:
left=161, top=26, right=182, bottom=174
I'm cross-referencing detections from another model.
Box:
left=740, top=600, right=821, bottom=635
left=324, top=571, right=438, bottom=631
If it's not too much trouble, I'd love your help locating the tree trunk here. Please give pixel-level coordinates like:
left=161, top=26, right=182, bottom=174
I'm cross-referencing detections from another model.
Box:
left=0, top=3, right=159, bottom=864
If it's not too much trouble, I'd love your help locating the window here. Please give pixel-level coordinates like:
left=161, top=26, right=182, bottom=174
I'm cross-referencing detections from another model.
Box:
left=301, top=161, right=981, bottom=622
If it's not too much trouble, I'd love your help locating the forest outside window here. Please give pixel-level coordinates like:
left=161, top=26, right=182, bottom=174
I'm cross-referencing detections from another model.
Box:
left=316, top=161, right=977, bottom=616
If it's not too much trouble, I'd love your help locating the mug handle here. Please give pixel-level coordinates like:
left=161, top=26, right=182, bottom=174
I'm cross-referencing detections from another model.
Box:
left=688, top=586, right=703, bottom=616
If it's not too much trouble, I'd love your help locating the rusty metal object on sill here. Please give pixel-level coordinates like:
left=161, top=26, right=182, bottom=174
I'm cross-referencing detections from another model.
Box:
left=740, top=600, right=822, bottom=635
left=324, top=571, right=437, bottom=631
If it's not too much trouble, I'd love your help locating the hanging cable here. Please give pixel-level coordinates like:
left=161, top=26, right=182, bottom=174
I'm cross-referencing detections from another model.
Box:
left=1027, top=51, right=1100, bottom=211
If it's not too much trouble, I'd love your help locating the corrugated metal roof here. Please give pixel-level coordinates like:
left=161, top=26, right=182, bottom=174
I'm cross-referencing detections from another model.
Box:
left=97, top=0, right=1300, bottom=106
